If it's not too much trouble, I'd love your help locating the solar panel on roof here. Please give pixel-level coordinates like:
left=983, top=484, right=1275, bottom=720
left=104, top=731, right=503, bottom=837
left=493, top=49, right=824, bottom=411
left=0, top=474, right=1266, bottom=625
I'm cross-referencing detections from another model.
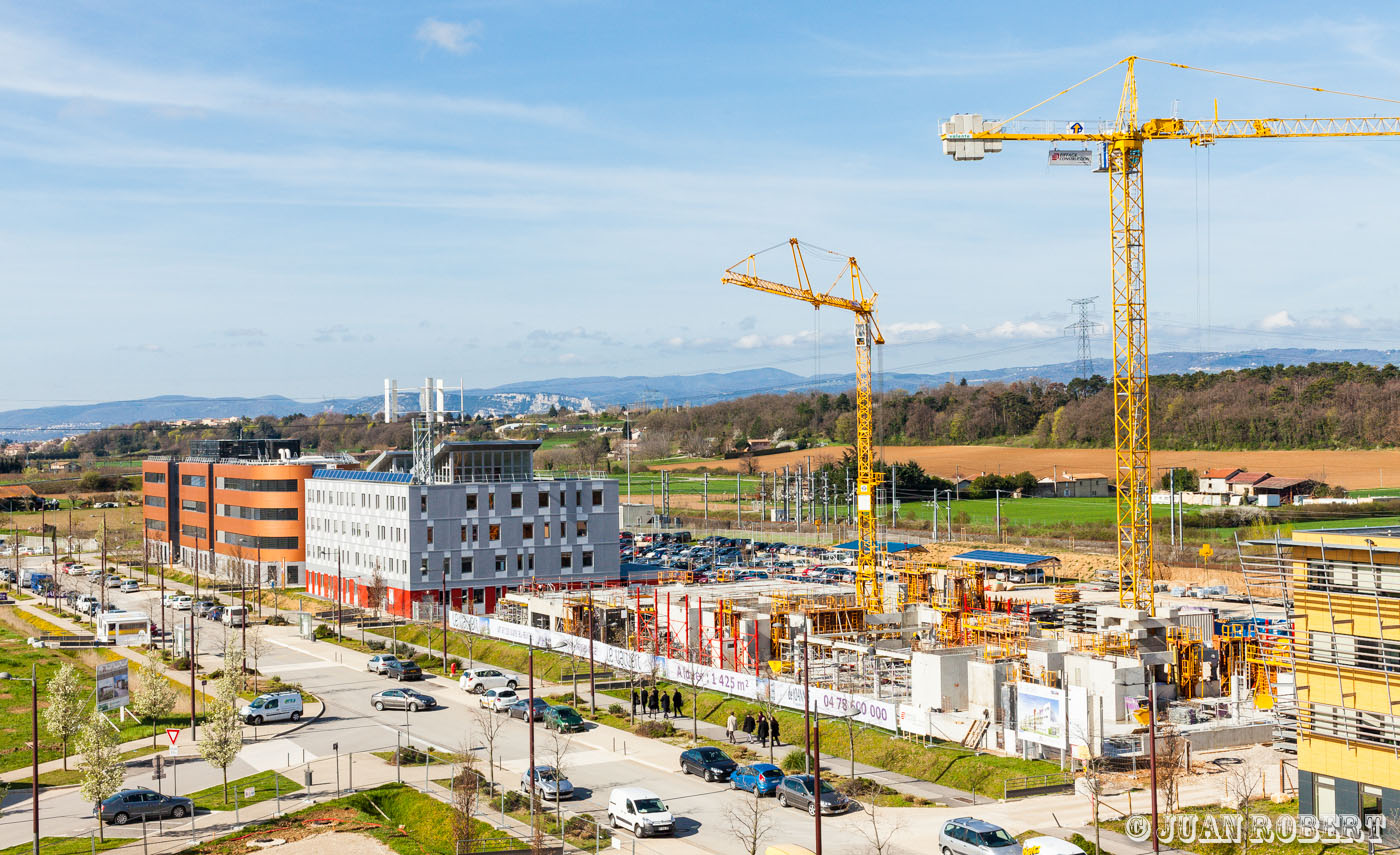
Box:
left=950, top=549, right=1059, bottom=568
left=312, top=468, right=412, bottom=483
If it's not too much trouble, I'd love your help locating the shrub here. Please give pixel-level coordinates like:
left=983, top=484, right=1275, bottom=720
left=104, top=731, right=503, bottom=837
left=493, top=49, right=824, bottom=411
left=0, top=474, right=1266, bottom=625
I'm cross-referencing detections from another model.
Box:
left=313, top=624, right=335, bottom=640
left=608, top=703, right=624, bottom=716
left=394, top=746, right=427, bottom=766
left=366, top=639, right=386, bottom=651
left=412, top=653, right=432, bottom=665
left=1069, top=834, right=1105, bottom=855
left=265, top=614, right=289, bottom=626
left=170, top=656, right=190, bottom=672
left=502, top=790, right=529, bottom=811
left=207, top=668, right=225, bottom=680
left=393, top=642, right=413, bottom=657
left=633, top=720, right=676, bottom=739
left=780, top=749, right=807, bottom=772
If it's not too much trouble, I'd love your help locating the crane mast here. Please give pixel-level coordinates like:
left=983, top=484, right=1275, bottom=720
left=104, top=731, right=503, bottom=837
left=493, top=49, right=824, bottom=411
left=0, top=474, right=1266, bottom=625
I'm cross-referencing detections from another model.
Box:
left=943, top=55, right=1400, bottom=613
left=724, top=239, right=886, bottom=613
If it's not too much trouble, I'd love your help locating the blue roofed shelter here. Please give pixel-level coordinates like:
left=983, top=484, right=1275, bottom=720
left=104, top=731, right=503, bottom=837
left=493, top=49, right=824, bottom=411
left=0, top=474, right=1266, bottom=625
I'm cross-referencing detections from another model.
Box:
left=950, top=549, right=1059, bottom=583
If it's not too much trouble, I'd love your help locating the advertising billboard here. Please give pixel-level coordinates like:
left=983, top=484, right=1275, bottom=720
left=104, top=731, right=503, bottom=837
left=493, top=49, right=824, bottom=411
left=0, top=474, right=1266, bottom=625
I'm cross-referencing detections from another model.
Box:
left=96, top=659, right=130, bottom=712
left=1015, top=682, right=1063, bottom=747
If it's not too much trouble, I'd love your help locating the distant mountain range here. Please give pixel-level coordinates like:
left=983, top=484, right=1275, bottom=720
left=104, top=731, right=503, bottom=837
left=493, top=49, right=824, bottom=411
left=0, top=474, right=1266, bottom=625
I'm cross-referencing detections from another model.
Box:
left=7, top=347, right=1400, bottom=440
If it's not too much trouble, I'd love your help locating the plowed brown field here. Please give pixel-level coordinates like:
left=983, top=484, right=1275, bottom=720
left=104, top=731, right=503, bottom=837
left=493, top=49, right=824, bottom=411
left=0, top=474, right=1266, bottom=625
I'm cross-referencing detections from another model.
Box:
left=657, top=445, right=1400, bottom=489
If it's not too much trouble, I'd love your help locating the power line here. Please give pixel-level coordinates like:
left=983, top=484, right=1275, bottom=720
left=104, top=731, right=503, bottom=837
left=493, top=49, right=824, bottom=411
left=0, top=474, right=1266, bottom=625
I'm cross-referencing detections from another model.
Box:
left=1064, top=297, right=1102, bottom=380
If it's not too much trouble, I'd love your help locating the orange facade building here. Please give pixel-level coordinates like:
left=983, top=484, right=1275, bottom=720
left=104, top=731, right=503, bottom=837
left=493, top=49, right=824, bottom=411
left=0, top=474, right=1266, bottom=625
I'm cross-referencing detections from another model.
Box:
left=142, top=439, right=355, bottom=586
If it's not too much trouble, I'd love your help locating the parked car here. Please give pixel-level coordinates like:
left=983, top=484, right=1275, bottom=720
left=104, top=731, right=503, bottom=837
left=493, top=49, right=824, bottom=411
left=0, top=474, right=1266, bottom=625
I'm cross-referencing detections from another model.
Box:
left=170, top=596, right=193, bottom=611
left=371, top=688, right=437, bottom=712
left=383, top=659, right=423, bottom=681
left=679, top=746, right=737, bottom=782
left=238, top=690, right=304, bottom=725
left=775, top=775, right=850, bottom=816
left=459, top=667, right=518, bottom=694
left=939, top=818, right=1022, bottom=855
left=520, top=764, right=574, bottom=800
left=366, top=654, right=401, bottom=674
left=104, top=575, right=123, bottom=588
left=95, top=788, right=192, bottom=825
left=508, top=697, right=550, bottom=721
left=607, top=787, right=674, bottom=838
left=207, top=606, right=224, bottom=623
left=544, top=705, right=585, bottom=733
left=194, top=600, right=217, bottom=617
left=730, top=763, right=784, bottom=796
left=120, top=580, right=140, bottom=593
left=479, top=687, right=519, bottom=711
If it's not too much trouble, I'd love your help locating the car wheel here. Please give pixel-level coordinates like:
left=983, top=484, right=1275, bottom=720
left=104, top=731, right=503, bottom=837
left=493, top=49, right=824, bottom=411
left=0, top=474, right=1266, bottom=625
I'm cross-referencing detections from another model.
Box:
left=112, top=812, right=129, bottom=826
left=290, top=711, right=302, bottom=721
left=507, top=680, right=517, bottom=689
left=680, top=763, right=689, bottom=775
left=171, top=805, right=187, bottom=819
left=706, top=771, right=715, bottom=782
left=375, top=702, right=385, bottom=711
left=807, top=802, right=817, bottom=817
left=777, top=793, right=787, bottom=808
left=250, top=715, right=263, bottom=726
left=473, top=685, right=485, bottom=694
left=409, top=703, right=419, bottom=712
left=608, top=813, right=617, bottom=829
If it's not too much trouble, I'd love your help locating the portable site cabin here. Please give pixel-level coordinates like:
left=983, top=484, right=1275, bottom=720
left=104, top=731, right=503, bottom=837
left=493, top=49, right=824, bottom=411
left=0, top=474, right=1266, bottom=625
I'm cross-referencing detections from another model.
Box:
left=95, top=611, right=150, bottom=645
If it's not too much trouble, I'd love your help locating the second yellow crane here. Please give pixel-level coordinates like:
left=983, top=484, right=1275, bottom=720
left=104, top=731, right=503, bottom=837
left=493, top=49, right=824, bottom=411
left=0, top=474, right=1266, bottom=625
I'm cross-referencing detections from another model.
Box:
left=724, top=239, right=886, bottom=613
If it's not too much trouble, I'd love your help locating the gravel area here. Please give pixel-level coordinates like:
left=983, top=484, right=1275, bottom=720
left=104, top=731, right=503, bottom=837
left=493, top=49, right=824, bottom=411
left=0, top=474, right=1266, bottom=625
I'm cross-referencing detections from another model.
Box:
left=262, top=831, right=396, bottom=855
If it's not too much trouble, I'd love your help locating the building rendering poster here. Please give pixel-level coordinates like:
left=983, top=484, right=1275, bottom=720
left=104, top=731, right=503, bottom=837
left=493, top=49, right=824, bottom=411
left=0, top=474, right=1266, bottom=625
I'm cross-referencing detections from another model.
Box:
left=1015, top=682, right=1063, bottom=746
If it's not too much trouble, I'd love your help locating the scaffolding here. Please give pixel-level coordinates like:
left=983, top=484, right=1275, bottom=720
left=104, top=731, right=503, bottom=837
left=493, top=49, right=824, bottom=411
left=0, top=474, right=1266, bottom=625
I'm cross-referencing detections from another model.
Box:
left=1168, top=625, right=1205, bottom=700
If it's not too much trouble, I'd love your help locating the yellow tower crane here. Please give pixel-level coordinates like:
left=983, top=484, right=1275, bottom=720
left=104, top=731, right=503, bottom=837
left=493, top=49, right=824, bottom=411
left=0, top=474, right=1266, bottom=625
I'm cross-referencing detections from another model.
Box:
left=723, top=239, right=886, bottom=613
left=942, top=56, right=1400, bottom=613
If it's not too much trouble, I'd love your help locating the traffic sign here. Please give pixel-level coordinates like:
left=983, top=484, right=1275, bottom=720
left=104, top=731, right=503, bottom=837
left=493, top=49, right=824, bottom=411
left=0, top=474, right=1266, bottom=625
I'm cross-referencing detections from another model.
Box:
left=1199, top=543, right=1214, bottom=561
left=166, top=728, right=181, bottom=746
left=1069, top=122, right=1083, bottom=133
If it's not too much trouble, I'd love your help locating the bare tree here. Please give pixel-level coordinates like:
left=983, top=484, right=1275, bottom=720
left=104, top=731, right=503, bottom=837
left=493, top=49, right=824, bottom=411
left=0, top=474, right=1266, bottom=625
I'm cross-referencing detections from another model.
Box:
left=246, top=626, right=270, bottom=694
left=1072, top=720, right=1107, bottom=855
left=858, top=801, right=905, bottom=855
left=469, top=700, right=508, bottom=793
left=725, top=781, right=777, bottom=855
left=450, top=737, right=481, bottom=849
left=367, top=566, right=388, bottom=619
left=1157, top=726, right=1188, bottom=812
left=1224, top=762, right=1262, bottom=855
left=543, top=724, right=575, bottom=838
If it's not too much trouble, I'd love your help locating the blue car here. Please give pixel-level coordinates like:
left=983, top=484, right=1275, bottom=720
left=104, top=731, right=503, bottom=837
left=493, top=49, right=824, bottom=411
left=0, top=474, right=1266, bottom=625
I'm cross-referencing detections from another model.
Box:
left=730, top=763, right=784, bottom=796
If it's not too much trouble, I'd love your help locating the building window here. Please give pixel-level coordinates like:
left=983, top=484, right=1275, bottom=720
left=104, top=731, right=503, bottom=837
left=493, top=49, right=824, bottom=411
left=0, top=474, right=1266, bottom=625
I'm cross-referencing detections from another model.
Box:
left=494, top=557, right=506, bottom=573
left=145, top=519, right=166, bottom=531
left=576, top=490, right=584, bottom=508
left=460, top=556, right=473, bottom=576
left=539, top=490, right=550, bottom=508
left=516, top=554, right=524, bottom=571
left=489, top=524, right=500, bottom=542
left=472, top=524, right=479, bottom=544
left=144, top=472, right=166, bottom=484
left=1315, top=776, right=1337, bottom=819
left=180, top=474, right=207, bottom=488
left=561, top=551, right=572, bottom=569
left=180, top=498, right=206, bottom=513
left=145, top=495, right=166, bottom=508
left=488, top=492, right=495, bottom=511
left=511, top=492, right=522, bottom=510
left=582, top=551, right=593, bottom=568
left=466, top=494, right=477, bottom=511
left=576, top=521, right=587, bottom=538
left=180, top=524, right=208, bottom=539
left=460, top=524, right=467, bottom=542
left=1363, top=785, right=1382, bottom=822
left=543, top=523, right=551, bottom=539
left=592, top=489, right=603, bottom=506
left=217, top=504, right=298, bottom=521
left=442, top=556, right=450, bottom=575
left=420, top=494, right=428, bottom=513
left=427, top=526, right=434, bottom=545
left=523, top=523, right=534, bottom=540
left=216, top=477, right=296, bottom=492
left=420, top=557, right=429, bottom=577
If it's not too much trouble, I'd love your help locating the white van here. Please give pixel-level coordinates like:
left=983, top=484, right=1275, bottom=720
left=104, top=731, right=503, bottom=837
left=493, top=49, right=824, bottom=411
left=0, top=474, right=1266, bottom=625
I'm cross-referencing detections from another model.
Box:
left=222, top=605, right=247, bottom=627
left=238, top=691, right=303, bottom=725
left=607, top=787, right=674, bottom=838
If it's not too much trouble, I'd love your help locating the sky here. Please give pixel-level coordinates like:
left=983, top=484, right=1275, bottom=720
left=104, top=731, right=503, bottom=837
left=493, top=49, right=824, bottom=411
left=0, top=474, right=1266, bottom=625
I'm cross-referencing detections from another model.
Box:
left=6, top=1, right=1400, bottom=407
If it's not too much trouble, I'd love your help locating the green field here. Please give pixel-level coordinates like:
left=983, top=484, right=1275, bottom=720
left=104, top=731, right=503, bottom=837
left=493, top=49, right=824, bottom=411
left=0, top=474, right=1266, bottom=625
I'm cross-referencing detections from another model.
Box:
left=898, top=496, right=1192, bottom=526
left=186, top=770, right=302, bottom=811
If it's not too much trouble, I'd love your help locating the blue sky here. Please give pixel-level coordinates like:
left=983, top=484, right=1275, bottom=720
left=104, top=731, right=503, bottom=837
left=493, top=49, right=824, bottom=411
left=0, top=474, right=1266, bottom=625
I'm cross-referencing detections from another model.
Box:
left=5, top=1, right=1400, bottom=407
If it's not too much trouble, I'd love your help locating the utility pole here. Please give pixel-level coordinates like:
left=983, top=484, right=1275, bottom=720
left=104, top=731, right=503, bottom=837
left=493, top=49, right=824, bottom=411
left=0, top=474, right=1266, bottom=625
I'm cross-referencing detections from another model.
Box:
left=1168, top=469, right=1176, bottom=548
left=189, top=614, right=197, bottom=740
left=1064, top=297, right=1102, bottom=382
left=735, top=473, right=741, bottom=530
left=336, top=550, right=343, bottom=643
left=441, top=573, right=449, bottom=674
left=996, top=490, right=1003, bottom=543
left=703, top=472, right=709, bottom=530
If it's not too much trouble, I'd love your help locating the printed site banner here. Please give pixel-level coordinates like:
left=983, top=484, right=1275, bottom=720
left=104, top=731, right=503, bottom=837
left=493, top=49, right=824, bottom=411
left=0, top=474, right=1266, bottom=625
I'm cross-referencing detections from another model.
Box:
left=447, top=610, right=898, bottom=728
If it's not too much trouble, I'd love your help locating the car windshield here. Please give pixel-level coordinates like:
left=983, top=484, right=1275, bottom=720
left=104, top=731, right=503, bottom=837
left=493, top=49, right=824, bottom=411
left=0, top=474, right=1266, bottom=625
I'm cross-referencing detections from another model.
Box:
left=817, top=780, right=836, bottom=795
left=535, top=769, right=557, bottom=781
left=249, top=699, right=265, bottom=709
left=760, top=769, right=783, bottom=778
left=695, top=748, right=725, bottom=761
left=634, top=798, right=666, bottom=814
left=978, top=829, right=1017, bottom=847
left=556, top=707, right=578, bottom=718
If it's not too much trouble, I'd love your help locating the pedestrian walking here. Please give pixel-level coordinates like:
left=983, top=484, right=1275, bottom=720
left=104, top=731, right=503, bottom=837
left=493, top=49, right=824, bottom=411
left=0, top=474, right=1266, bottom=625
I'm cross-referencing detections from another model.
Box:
left=726, top=712, right=737, bottom=743
left=769, top=714, right=781, bottom=746
left=660, top=691, right=671, bottom=718
left=741, top=712, right=756, bottom=743
left=672, top=688, right=684, bottom=718
left=755, top=715, right=770, bottom=747
left=649, top=688, right=660, bottom=717
left=631, top=689, right=639, bottom=714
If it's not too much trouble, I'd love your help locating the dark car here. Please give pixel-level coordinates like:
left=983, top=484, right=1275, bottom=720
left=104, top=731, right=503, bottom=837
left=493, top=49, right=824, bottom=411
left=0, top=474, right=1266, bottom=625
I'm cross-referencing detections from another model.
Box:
left=384, top=659, right=423, bottom=681
left=544, top=705, right=586, bottom=733
left=508, top=696, right=551, bottom=721
left=96, top=788, right=192, bottom=825
left=679, top=746, right=737, bottom=782
left=776, top=775, right=850, bottom=816
left=371, top=688, right=437, bottom=712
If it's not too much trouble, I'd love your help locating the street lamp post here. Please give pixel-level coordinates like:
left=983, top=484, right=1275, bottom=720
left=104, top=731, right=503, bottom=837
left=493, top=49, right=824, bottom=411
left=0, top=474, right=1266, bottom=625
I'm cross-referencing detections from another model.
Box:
left=0, top=666, right=39, bottom=855
left=790, top=613, right=821, bottom=855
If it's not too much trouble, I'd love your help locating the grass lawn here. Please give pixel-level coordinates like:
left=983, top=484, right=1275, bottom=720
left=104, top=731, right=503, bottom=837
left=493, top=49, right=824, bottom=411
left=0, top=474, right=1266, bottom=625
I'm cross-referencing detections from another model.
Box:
left=0, top=839, right=123, bottom=855
left=1103, top=798, right=1364, bottom=855
left=186, top=770, right=303, bottom=812
left=370, top=746, right=457, bottom=766
left=341, top=624, right=579, bottom=683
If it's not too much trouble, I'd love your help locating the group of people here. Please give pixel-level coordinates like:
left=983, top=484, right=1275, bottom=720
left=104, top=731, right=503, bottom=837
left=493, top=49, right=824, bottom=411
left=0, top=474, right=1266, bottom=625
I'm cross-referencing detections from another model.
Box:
left=632, top=686, right=687, bottom=719
left=725, top=710, right=781, bottom=747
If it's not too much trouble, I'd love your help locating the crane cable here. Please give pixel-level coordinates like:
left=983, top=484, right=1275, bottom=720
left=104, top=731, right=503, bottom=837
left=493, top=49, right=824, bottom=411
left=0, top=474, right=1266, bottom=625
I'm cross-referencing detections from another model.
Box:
left=1135, top=57, right=1400, bottom=106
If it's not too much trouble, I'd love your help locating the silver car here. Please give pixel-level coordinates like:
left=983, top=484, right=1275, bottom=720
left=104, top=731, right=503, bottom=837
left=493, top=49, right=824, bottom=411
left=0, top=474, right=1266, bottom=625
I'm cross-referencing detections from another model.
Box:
left=370, top=688, right=437, bottom=712
left=939, top=818, right=1022, bottom=855
left=521, top=765, right=574, bottom=800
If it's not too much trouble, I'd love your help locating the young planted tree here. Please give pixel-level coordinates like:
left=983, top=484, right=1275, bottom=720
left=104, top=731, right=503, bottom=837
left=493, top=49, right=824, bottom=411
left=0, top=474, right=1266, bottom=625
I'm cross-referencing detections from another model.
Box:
left=724, top=779, right=777, bottom=855
left=1225, top=762, right=1262, bottom=855
left=197, top=669, right=244, bottom=802
left=77, top=709, right=125, bottom=840
left=544, top=725, right=574, bottom=837
left=1157, top=726, right=1188, bottom=812
left=469, top=700, right=508, bottom=793
left=450, top=738, right=481, bottom=849
left=858, top=801, right=906, bottom=855
left=130, top=661, right=178, bottom=748
left=42, top=663, right=86, bottom=770
left=246, top=626, right=269, bottom=694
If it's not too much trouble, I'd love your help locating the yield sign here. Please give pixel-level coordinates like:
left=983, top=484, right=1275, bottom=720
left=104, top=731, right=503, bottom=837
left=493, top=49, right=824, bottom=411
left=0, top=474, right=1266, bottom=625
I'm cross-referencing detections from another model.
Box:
left=166, top=728, right=181, bottom=746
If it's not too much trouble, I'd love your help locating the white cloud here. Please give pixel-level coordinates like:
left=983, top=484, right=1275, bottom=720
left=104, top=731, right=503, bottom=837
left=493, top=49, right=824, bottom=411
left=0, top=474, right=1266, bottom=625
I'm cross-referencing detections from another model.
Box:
left=1259, top=310, right=1297, bottom=331
left=983, top=320, right=1056, bottom=339
left=735, top=334, right=764, bottom=350
left=314, top=324, right=374, bottom=344
left=415, top=19, right=483, bottom=55
left=884, top=320, right=944, bottom=342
